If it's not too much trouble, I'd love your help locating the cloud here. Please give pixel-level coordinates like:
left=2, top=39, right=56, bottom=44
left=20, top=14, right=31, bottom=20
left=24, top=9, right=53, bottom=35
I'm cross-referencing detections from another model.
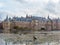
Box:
left=0, top=0, right=60, bottom=19
left=0, top=2, right=5, bottom=8
left=51, top=0, right=59, bottom=3
left=43, top=0, right=60, bottom=18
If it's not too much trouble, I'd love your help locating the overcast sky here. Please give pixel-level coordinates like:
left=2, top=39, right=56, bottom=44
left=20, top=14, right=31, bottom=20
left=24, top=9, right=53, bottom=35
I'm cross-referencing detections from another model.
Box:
left=0, top=0, right=60, bottom=20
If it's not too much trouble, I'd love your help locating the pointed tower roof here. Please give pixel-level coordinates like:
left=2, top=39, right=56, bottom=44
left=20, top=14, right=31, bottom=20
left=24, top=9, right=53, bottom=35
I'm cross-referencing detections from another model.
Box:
left=6, top=15, right=8, bottom=19
left=5, top=15, right=9, bottom=22
left=47, top=15, right=50, bottom=19
left=26, top=14, right=28, bottom=18
left=47, top=15, right=52, bottom=22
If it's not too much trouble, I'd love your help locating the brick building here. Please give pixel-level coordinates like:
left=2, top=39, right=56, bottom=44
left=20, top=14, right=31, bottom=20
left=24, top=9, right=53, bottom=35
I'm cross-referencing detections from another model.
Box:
left=2, top=15, right=60, bottom=33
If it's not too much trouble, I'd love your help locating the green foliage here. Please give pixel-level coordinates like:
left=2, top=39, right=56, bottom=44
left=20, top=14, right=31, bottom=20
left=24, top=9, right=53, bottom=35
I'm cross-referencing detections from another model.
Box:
left=13, top=26, right=19, bottom=29
left=12, top=26, right=32, bottom=34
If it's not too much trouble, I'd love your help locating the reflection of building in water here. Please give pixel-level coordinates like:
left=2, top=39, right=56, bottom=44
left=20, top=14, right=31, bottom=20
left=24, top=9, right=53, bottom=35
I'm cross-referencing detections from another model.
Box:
left=2, top=15, right=60, bottom=33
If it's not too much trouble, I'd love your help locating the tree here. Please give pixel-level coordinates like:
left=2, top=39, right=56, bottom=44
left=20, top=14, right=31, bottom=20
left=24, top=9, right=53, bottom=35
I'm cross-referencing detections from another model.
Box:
left=11, top=26, right=32, bottom=34
left=10, top=26, right=19, bottom=34
left=13, top=26, right=19, bottom=29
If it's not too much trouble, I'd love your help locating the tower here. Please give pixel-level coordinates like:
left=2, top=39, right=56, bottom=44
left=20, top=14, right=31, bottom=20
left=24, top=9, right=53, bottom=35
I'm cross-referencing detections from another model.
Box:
left=48, top=15, right=49, bottom=19
left=3, top=15, right=11, bottom=33
left=46, top=15, right=53, bottom=31
left=5, top=15, right=9, bottom=22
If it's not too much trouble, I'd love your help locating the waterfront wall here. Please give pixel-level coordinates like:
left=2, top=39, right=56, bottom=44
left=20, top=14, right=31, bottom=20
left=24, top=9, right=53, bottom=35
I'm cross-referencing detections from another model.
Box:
left=2, top=19, right=60, bottom=33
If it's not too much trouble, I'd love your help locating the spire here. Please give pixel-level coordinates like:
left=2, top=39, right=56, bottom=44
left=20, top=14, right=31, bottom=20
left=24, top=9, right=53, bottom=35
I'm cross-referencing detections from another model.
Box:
left=5, top=15, right=9, bottom=22
left=48, top=15, right=50, bottom=19
left=47, top=15, right=51, bottom=20
left=26, top=14, right=28, bottom=18
left=6, top=15, right=8, bottom=19
left=47, top=15, right=52, bottom=22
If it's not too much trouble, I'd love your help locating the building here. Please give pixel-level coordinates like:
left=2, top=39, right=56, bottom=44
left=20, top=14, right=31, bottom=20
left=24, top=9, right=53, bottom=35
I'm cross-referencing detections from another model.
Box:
left=2, top=15, right=60, bottom=33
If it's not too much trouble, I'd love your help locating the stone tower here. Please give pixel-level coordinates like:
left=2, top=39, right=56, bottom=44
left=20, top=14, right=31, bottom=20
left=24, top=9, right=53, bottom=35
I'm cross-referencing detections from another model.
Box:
left=3, top=15, right=11, bottom=33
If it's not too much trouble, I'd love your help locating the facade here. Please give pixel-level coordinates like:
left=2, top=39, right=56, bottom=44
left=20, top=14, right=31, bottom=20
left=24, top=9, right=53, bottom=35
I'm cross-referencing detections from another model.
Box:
left=2, top=15, right=60, bottom=33
left=2, top=21, right=11, bottom=33
left=0, top=22, right=3, bottom=29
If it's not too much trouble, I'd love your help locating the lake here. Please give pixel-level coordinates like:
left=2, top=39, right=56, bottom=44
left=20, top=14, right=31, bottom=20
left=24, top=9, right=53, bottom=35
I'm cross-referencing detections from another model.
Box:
left=0, top=31, right=60, bottom=45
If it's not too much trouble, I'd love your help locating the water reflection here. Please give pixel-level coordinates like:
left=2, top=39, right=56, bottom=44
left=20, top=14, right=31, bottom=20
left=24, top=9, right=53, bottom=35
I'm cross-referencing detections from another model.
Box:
left=0, top=33, right=60, bottom=45
left=2, top=39, right=60, bottom=45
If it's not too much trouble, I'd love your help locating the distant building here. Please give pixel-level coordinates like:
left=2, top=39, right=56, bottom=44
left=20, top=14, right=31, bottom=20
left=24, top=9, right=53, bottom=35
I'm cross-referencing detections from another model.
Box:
left=2, top=15, right=60, bottom=33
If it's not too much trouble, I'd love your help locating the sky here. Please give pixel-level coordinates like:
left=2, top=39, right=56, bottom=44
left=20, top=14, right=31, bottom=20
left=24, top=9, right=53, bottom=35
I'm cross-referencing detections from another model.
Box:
left=0, top=0, right=60, bottom=20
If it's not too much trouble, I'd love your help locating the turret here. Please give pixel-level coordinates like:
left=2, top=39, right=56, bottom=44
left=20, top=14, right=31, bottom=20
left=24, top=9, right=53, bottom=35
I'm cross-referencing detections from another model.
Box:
left=5, top=15, right=9, bottom=22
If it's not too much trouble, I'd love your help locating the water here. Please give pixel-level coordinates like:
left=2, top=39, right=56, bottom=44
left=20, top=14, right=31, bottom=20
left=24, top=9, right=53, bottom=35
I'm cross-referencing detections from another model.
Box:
left=0, top=38, right=60, bottom=45
left=0, top=31, right=60, bottom=45
left=0, top=39, right=26, bottom=45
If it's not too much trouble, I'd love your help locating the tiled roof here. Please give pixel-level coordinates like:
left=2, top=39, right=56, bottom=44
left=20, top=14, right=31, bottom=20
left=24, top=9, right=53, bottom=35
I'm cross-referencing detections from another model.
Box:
left=4, top=16, right=47, bottom=22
